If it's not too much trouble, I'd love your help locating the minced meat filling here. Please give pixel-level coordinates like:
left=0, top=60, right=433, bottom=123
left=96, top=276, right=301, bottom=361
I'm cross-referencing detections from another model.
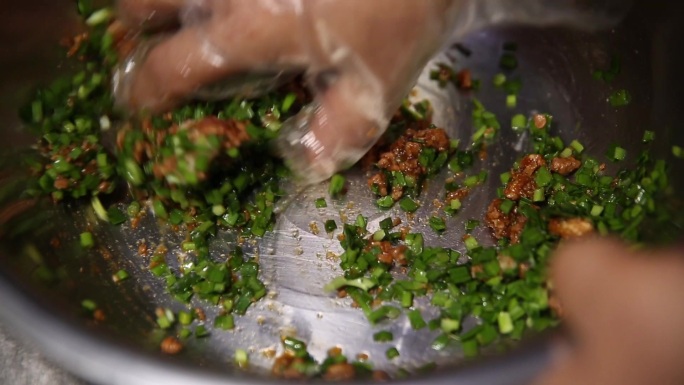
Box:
left=369, top=127, right=449, bottom=200
left=485, top=198, right=528, bottom=244
left=504, top=154, right=546, bottom=201
left=550, top=156, right=582, bottom=176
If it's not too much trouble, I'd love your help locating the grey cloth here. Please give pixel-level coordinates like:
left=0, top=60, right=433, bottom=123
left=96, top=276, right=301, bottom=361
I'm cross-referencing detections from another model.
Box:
left=0, top=325, right=82, bottom=385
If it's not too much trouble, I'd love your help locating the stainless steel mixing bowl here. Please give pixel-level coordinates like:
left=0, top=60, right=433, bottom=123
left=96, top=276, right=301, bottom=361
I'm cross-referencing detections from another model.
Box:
left=0, top=1, right=682, bottom=384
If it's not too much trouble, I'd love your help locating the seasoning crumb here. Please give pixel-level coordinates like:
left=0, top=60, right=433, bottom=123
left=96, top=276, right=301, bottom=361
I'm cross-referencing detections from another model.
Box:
left=548, top=218, right=594, bottom=239
left=373, top=370, right=391, bottom=382
left=323, top=363, right=356, bottom=381
left=326, top=251, right=338, bottom=261
left=137, top=241, right=148, bottom=256
left=161, top=336, right=183, bottom=355
left=93, top=309, right=106, bottom=322
left=308, top=222, right=320, bottom=235
left=193, top=307, right=206, bottom=322
left=533, top=114, right=547, bottom=129
left=262, top=348, right=277, bottom=359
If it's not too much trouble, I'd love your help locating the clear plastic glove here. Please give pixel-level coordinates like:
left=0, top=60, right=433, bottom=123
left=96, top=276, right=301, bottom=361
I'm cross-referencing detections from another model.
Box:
left=115, top=0, right=630, bottom=184
left=536, top=238, right=684, bottom=385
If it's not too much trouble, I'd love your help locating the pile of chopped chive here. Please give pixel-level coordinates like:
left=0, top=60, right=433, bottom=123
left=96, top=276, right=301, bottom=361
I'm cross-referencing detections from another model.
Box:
left=21, top=4, right=304, bottom=328
left=328, top=109, right=681, bottom=358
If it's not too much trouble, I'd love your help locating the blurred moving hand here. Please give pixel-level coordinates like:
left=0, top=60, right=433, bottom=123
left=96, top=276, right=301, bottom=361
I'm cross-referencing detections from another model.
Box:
left=115, top=0, right=628, bottom=183
left=115, top=0, right=463, bottom=183
left=536, top=238, right=684, bottom=385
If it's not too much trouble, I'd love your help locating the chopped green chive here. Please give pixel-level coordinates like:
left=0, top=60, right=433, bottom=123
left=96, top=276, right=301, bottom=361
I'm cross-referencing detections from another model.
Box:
left=511, top=114, right=527, bottom=132
left=408, top=309, right=427, bottom=330
left=281, top=93, right=297, bottom=113
left=493, top=73, right=507, bottom=87
left=81, top=299, right=97, bottom=312
left=429, top=216, right=447, bottom=233
left=214, top=314, right=235, bottom=330
left=560, top=148, right=573, bottom=158
left=431, top=334, right=450, bottom=351
left=500, top=199, right=515, bottom=214
left=324, top=219, right=338, bottom=233
left=535, top=167, right=552, bottom=187
left=673, top=146, right=684, bottom=159
left=234, top=349, right=249, bottom=368
left=642, top=130, right=655, bottom=143
left=591, top=205, right=605, bottom=217
left=377, top=196, right=395, bottom=209
left=569, top=140, right=585, bottom=154
left=91, top=196, right=108, bottom=222
left=610, top=146, right=627, bottom=161
left=329, top=174, right=346, bottom=197
left=464, top=236, right=479, bottom=251
left=465, top=219, right=480, bottom=232
left=80, top=232, right=95, bottom=248
left=399, top=197, right=420, bottom=213
left=498, top=312, right=514, bottom=334
left=609, top=89, right=631, bottom=107
left=386, top=347, right=400, bottom=360
left=107, top=207, right=127, bottom=225
left=441, top=318, right=461, bottom=334
left=178, top=311, right=193, bottom=326
left=314, top=198, right=327, bottom=208
left=373, top=331, right=394, bottom=342
left=112, top=269, right=129, bottom=283
left=461, top=339, right=479, bottom=358
left=506, top=94, right=517, bottom=109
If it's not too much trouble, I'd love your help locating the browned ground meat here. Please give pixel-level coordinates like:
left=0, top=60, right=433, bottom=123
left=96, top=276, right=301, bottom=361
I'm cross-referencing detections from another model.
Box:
left=413, top=128, right=450, bottom=151
left=456, top=69, right=473, bottom=90
left=272, top=355, right=308, bottom=380
left=323, top=363, right=356, bottom=381
left=372, top=370, right=391, bottom=382
left=367, top=172, right=388, bottom=196
left=390, top=185, right=404, bottom=201
left=504, top=154, right=546, bottom=201
left=550, top=156, right=582, bottom=175
left=160, top=336, right=183, bottom=355
left=548, top=218, right=594, bottom=238
left=369, top=127, right=450, bottom=199
left=131, top=117, right=250, bottom=183
left=369, top=241, right=408, bottom=266
left=485, top=199, right=528, bottom=244
left=533, top=114, right=547, bottom=129
left=446, top=188, right=470, bottom=204
left=497, top=255, right=517, bottom=272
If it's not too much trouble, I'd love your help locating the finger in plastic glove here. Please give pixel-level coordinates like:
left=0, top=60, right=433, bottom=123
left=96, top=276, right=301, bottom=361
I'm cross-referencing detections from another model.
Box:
left=274, top=0, right=462, bottom=183
left=116, top=1, right=306, bottom=113
left=535, top=238, right=684, bottom=385
left=118, top=0, right=184, bottom=31
left=276, top=70, right=388, bottom=184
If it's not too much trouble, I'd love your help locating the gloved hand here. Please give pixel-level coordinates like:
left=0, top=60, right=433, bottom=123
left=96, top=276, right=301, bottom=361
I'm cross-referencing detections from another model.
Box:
left=115, top=0, right=630, bottom=183
left=115, top=0, right=463, bottom=183
left=536, top=238, right=684, bottom=385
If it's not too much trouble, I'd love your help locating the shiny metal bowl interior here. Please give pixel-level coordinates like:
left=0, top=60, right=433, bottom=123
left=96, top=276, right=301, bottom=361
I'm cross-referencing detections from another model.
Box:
left=0, top=1, right=683, bottom=385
